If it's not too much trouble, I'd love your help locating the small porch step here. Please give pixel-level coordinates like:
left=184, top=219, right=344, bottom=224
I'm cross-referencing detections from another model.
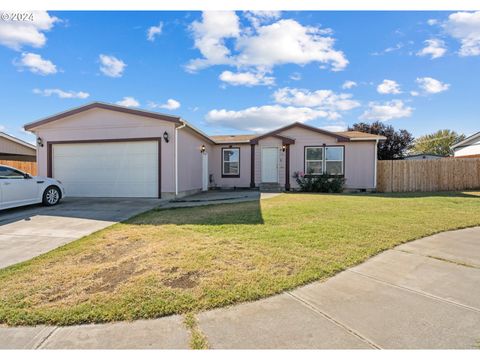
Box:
left=259, top=183, right=284, bottom=192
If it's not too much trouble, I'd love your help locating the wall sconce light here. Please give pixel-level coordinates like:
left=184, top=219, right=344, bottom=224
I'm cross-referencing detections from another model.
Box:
left=163, top=131, right=170, bottom=143
left=37, top=137, right=44, bottom=147
left=200, top=144, right=206, bottom=153
left=282, top=145, right=286, bottom=152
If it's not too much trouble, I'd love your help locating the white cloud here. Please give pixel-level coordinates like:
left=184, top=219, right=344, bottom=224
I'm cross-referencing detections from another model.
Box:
left=15, top=52, right=57, bottom=75
left=342, top=80, right=357, bottom=89
left=33, top=88, right=89, bottom=99
left=416, top=77, right=450, bottom=94
left=219, top=70, right=274, bottom=86
left=323, top=124, right=347, bottom=132
left=0, top=125, right=5, bottom=131
left=205, top=105, right=329, bottom=132
left=244, top=11, right=282, bottom=28
left=116, top=97, right=139, bottom=107
left=410, top=91, right=420, bottom=96
left=427, top=19, right=439, bottom=26
left=377, top=79, right=401, bottom=94
left=360, top=100, right=413, bottom=121
left=149, top=99, right=181, bottom=110
left=147, top=22, right=163, bottom=42
left=417, top=39, right=447, bottom=59
left=187, top=12, right=348, bottom=75
left=186, top=11, right=240, bottom=72
left=99, top=54, right=126, bottom=77
left=444, top=11, right=480, bottom=56
left=290, top=72, right=302, bottom=81
left=0, top=11, right=59, bottom=50
left=273, top=87, right=360, bottom=119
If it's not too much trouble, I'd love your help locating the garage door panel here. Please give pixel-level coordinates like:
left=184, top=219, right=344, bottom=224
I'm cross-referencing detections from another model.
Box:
left=53, top=141, right=159, bottom=197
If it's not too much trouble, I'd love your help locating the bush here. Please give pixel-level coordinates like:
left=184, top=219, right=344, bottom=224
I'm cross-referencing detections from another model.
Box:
left=293, top=171, right=345, bottom=193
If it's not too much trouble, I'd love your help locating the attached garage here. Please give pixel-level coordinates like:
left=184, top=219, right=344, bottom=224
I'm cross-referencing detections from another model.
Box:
left=50, top=140, right=161, bottom=198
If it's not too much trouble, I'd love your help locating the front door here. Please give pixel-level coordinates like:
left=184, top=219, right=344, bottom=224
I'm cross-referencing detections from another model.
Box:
left=261, top=147, right=278, bottom=183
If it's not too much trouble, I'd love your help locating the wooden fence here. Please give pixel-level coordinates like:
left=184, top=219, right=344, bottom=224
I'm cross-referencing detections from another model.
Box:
left=377, top=158, right=480, bottom=192
left=0, top=160, right=37, bottom=175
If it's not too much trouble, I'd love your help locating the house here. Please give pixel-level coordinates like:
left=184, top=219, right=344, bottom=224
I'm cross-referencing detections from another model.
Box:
left=0, top=132, right=36, bottom=162
left=451, top=131, right=480, bottom=158
left=24, top=102, right=385, bottom=198
left=404, top=153, right=446, bottom=160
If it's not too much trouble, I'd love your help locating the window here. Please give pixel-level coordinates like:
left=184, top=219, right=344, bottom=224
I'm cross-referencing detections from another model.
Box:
left=0, top=166, right=25, bottom=179
left=222, top=148, right=240, bottom=177
left=305, top=146, right=344, bottom=175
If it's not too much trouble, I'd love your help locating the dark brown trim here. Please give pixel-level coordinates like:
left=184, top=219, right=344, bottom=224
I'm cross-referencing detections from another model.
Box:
left=250, top=122, right=350, bottom=144
left=24, top=102, right=182, bottom=131
left=303, top=144, right=345, bottom=176
left=47, top=137, right=163, bottom=198
left=221, top=147, right=241, bottom=178
left=250, top=144, right=255, bottom=188
left=250, top=133, right=296, bottom=145
left=285, top=144, right=290, bottom=191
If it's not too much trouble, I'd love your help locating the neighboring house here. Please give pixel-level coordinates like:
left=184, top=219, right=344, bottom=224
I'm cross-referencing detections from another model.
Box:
left=0, top=132, right=36, bottom=161
left=451, top=131, right=480, bottom=158
left=404, top=153, right=446, bottom=160
left=24, top=102, right=385, bottom=198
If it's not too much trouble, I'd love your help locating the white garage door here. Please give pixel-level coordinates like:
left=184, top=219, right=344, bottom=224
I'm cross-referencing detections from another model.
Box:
left=53, top=141, right=159, bottom=197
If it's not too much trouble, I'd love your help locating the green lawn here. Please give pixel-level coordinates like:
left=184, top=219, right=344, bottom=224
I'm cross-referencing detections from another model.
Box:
left=1, top=192, right=479, bottom=326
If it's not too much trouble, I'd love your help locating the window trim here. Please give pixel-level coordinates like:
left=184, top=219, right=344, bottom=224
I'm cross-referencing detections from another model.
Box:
left=304, top=145, right=345, bottom=176
left=221, top=147, right=241, bottom=178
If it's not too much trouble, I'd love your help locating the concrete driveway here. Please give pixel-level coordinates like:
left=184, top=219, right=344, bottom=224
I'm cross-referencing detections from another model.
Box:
left=0, top=197, right=164, bottom=269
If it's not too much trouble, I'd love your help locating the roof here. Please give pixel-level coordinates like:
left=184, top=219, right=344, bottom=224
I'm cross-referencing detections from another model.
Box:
left=24, top=101, right=182, bottom=131
left=451, top=131, right=480, bottom=150
left=210, top=134, right=257, bottom=144
left=404, top=153, right=445, bottom=158
left=335, top=131, right=387, bottom=141
left=0, top=132, right=36, bottom=150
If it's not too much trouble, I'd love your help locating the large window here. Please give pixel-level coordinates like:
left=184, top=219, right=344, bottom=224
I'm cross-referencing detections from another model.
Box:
left=222, top=147, right=240, bottom=177
left=305, top=146, right=344, bottom=175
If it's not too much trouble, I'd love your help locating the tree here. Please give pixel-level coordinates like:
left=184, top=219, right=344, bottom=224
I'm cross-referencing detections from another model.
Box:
left=411, top=129, right=465, bottom=156
left=349, top=121, right=414, bottom=160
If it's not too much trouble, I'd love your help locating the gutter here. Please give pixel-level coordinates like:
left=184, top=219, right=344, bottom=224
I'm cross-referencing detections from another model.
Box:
left=175, top=121, right=187, bottom=197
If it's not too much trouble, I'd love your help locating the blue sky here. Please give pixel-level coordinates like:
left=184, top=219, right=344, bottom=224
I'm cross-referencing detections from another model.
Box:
left=1, top=10, right=479, bottom=143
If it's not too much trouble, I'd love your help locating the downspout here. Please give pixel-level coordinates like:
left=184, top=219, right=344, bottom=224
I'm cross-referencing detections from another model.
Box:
left=373, top=139, right=379, bottom=190
left=175, top=121, right=187, bottom=197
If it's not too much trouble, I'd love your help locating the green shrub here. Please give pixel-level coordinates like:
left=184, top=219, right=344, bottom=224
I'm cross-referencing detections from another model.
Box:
left=293, top=171, right=345, bottom=193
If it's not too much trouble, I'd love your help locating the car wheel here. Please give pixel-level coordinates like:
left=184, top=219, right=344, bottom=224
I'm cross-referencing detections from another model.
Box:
left=42, top=186, right=61, bottom=206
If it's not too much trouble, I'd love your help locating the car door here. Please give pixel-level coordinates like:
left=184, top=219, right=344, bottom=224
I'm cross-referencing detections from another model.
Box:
left=0, top=166, right=39, bottom=208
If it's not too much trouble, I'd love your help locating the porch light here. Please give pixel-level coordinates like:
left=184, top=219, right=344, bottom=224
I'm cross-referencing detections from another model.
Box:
left=163, top=131, right=170, bottom=143
left=37, top=137, right=44, bottom=147
left=282, top=145, right=286, bottom=152
left=201, top=144, right=206, bottom=153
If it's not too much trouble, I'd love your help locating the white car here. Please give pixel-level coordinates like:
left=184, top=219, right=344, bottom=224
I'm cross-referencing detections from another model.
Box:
left=0, top=165, right=65, bottom=210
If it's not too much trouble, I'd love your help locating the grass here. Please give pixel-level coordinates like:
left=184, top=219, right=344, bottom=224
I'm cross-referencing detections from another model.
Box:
left=184, top=313, right=209, bottom=349
left=0, top=192, right=479, bottom=326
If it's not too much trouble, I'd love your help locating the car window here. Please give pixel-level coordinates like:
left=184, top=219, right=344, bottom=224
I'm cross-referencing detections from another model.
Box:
left=0, top=166, right=25, bottom=179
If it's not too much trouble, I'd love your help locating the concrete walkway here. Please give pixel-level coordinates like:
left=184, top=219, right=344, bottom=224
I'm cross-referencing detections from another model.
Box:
left=1, top=227, right=479, bottom=349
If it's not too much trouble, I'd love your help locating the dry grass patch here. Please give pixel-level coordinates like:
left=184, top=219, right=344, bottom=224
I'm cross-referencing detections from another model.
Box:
left=1, top=192, right=480, bottom=326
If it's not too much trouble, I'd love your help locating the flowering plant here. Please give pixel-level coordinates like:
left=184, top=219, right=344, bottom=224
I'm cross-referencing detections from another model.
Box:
left=293, top=170, right=345, bottom=193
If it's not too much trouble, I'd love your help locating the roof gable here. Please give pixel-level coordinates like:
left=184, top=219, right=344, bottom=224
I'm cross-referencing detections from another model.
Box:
left=24, top=102, right=182, bottom=131
left=452, top=131, right=480, bottom=149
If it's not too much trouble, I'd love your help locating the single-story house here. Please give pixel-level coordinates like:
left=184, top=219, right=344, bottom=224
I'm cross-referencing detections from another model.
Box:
left=0, top=132, right=36, bottom=162
left=24, top=102, right=385, bottom=198
left=452, top=131, right=480, bottom=158
left=404, top=153, right=446, bottom=160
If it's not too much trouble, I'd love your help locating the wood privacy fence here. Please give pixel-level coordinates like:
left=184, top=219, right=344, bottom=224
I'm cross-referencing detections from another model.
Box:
left=377, top=158, right=480, bottom=192
left=0, top=160, right=37, bottom=175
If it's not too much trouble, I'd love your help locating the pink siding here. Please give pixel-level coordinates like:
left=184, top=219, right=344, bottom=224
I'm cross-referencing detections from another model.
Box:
left=33, top=108, right=177, bottom=193
left=177, top=128, right=212, bottom=193
left=277, top=127, right=376, bottom=189
left=209, top=144, right=251, bottom=188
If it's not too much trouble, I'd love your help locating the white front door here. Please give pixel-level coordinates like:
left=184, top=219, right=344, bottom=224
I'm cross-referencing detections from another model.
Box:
left=261, top=147, right=278, bottom=183
left=202, top=153, right=209, bottom=191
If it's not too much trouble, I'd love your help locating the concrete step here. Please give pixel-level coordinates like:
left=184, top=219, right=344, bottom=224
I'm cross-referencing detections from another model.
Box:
left=259, top=183, right=283, bottom=192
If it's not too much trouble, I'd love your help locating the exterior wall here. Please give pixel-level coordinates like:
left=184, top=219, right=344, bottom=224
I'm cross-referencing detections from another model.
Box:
left=210, top=144, right=251, bottom=188
left=177, top=127, right=213, bottom=193
left=31, top=108, right=177, bottom=193
left=454, top=141, right=480, bottom=157
left=0, top=137, right=36, bottom=157
left=277, top=127, right=377, bottom=189
left=254, top=137, right=285, bottom=186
